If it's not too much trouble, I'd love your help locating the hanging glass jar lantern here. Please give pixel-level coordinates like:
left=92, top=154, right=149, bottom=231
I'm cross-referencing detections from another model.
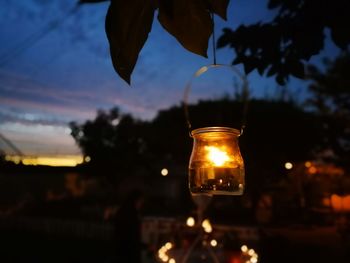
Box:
left=184, top=65, right=248, bottom=196
left=189, top=126, right=244, bottom=195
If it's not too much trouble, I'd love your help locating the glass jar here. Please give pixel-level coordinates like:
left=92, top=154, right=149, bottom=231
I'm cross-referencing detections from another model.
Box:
left=189, top=127, right=244, bottom=196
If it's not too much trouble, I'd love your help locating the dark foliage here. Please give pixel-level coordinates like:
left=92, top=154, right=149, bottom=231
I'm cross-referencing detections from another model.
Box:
left=218, top=0, right=350, bottom=85
left=81, top=0, right=230, bottom=83
left=81, top=0, right=350, bottom=85
left=70, top=99, right=323, bottom=194
left=70, top=108, right=152, bottom=182
left=158, top=0, right=213, bottom=58
left=306, top=52, right=350, bottom=170
left=105, top=0, right=155, bottom=84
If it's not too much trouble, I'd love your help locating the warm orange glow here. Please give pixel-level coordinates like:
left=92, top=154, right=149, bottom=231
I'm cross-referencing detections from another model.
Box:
left=6, top=155, right=84, bottom=167
left=331, top=194, right=350, bottom=212
left=305, top=161, right=312, bottom=168
left=205, top=146, right=230, bottom=166
left=229, top=257, right=241, bottom=263
left=189, top=127, right=244, bottom=196
left=308, top=166, right=317, bottom=174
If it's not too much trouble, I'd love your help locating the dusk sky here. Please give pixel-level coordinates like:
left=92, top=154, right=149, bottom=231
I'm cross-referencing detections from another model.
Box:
left=0, top=0, right=340, bottom=157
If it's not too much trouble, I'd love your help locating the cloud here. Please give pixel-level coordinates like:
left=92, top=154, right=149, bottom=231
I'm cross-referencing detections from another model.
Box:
left=0, top=108, right=68, bottom=127
left=0, top=121, right=80, bottom=155
left=0, top=96, right=95, bottom=122
left=0, top=69, right=162, bottom=121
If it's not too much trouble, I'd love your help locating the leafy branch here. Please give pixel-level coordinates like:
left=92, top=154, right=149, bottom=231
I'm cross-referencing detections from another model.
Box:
left=81, top=0, right=229, bottom=84
left=80, top=0, right=350, bottom=86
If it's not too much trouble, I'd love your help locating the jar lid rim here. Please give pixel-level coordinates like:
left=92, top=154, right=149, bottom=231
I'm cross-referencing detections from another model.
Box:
left=191, top=126, right=240, bottom=136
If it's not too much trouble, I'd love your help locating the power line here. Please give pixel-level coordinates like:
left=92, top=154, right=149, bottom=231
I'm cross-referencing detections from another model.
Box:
left=0, top=3, right=80, bottom=68
left=0, top=132, right=23, bottom=156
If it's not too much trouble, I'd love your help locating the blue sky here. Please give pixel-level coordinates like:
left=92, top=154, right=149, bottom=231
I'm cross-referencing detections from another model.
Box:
left=0, top=0, right=340, bottom=156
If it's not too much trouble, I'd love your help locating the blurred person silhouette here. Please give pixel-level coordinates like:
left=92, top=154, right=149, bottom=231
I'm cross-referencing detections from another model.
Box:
left=113, top=189, right=146, bottom=263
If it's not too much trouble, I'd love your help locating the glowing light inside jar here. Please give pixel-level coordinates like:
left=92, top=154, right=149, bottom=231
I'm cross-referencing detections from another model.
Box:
left=205, top=146, right=230, bottom=167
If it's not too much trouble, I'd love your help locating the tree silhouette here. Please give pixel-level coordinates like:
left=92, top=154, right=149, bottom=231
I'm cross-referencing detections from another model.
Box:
left=306, top=52, right=350, bottom=170
left=70, top=98, right=323, bottom=193
left=218, top=0, right=350, bottom=85
left=70, top=107, right=151, bottom=182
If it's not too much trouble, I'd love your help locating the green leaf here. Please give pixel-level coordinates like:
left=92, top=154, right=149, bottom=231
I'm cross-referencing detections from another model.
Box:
left=208, top=0, right=230, bottom=20
left=105, top=0, right=155, bottom=84
left=158, top=0, right=212, bottom=57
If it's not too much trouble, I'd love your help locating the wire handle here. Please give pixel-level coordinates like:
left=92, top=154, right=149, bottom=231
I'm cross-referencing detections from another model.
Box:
left=183, top=64, right=250, bottom=136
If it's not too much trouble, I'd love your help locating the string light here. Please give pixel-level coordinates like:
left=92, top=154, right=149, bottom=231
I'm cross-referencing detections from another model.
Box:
left=158, top=242, right=174, bottom=263
left=186, top=217, right=195, bottom=227
left=165, top=242, right=173, bottom=250
left=161, top=168, right=169, bottom=176
left=241, top=245, right=259, bottom=263
left=210, top=239, right=217, bottom=247
left=202, top=219, right=213, bottom=233
left=241, top=245, right=248, bottom=253
left=285, top=162, right=293, bottom=170
left=248, top=249, right=255, bottom=256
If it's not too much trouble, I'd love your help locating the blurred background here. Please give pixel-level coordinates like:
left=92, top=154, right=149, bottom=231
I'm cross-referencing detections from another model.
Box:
left=0, top=0, right=349, bottom=263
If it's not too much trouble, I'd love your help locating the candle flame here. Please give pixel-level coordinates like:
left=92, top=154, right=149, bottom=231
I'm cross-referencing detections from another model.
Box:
left=205, top=146, right=230, bottom=166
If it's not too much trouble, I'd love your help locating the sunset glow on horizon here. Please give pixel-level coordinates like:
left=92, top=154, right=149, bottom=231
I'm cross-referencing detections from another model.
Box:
left=5, top=154, right=84, bottom=167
